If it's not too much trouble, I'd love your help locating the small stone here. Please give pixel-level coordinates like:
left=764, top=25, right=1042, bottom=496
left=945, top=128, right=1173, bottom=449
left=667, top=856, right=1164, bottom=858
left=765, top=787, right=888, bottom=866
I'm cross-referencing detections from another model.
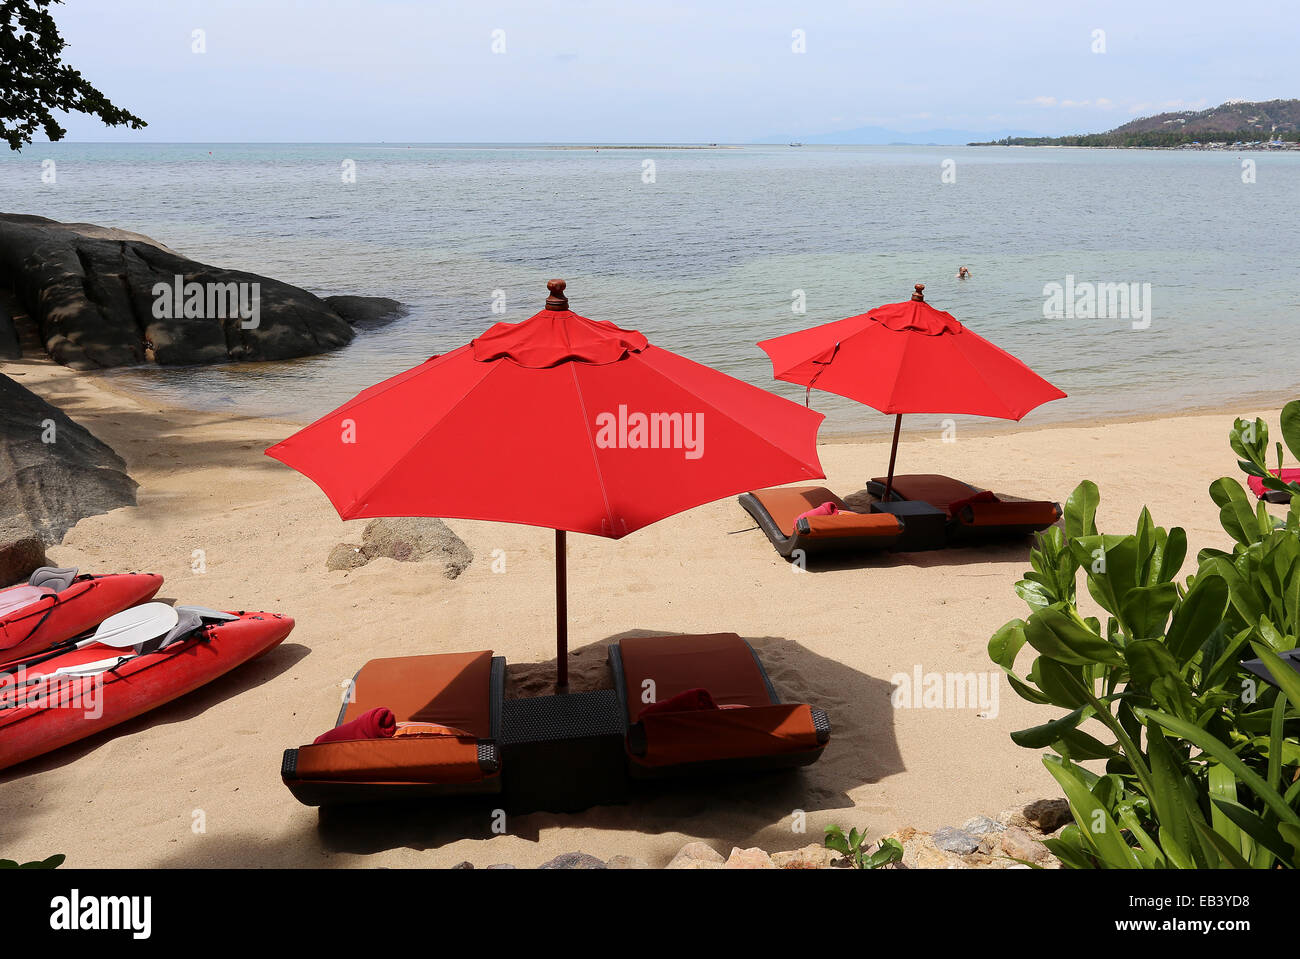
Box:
left=771, top=843, right=839, bottom=869
left=1000, top=826, right=1051, bottom=864
left=605, top=855, right=650, bottom=869
left=538, top=852, right=606, bottom=869
left=1023, top=798, right=1072, bottom=833
left=933, top=827, right=980, bottom=856
left=451, top=861, right=474, bottom=869
left=666, top=841, right=725, bottom=869
left=962, top=816, right=1004, bottom=836
left=724, top=847, right=776, bottom=869
left=326, top=542, right=367, bottom=571
left=484, top=864, right=516, bottom=869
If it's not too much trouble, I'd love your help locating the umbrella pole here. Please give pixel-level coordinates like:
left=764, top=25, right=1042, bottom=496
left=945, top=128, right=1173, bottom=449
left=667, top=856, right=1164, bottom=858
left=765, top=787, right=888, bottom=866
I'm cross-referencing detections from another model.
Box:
left=555, top=529, right=568, bottom=690
left=883, top=414, right=903, bottom=501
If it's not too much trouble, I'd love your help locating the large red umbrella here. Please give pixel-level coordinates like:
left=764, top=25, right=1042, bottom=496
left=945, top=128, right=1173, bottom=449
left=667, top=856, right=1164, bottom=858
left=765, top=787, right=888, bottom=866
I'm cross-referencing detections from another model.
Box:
left=758, top=284, right=1066, bottom=498
left=267, top=280, right=825, bottom=686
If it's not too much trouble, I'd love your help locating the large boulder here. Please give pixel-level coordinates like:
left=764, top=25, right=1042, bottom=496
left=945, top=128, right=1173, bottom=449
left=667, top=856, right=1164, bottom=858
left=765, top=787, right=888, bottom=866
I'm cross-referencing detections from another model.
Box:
left=0, top=528, right=46, bottom=587
left=0, top=214, right=397, bottom=369
left=0, top=372, right=138, bottom=544
left=325, top=518, right=473, bottom=579
left=324, top=295, right=405, bottom=330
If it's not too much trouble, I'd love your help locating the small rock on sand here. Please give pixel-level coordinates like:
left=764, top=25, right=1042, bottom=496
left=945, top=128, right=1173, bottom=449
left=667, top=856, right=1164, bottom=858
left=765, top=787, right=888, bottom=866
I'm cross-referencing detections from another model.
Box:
left=962, top=815, right=1004, bottom=836
left=771, top=843, right=840, bottom=869
left=1023, top=798, right=1072, bottom=833
left=325, top=543, right=367, bottom=571
left=724, top=847, right=776, bottom=869
left=999, top=826, right=1051, bottom=864
left=539, top=852, right=606, bottom=869
left=933, top=827, right=980, bottom=855
left=605, top=855, right=650, bottom=869
left=666, top=841, right=724, bottom=869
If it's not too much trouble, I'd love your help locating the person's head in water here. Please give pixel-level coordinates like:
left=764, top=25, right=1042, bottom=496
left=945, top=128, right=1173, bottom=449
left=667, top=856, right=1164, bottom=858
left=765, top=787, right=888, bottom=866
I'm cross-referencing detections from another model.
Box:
left=957, top=266, right=970, bottom=279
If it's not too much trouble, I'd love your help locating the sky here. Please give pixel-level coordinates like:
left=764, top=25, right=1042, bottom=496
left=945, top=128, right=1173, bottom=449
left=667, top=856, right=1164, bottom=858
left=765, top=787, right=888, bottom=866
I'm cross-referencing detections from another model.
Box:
left=41, top=0, right=1300, bottom=143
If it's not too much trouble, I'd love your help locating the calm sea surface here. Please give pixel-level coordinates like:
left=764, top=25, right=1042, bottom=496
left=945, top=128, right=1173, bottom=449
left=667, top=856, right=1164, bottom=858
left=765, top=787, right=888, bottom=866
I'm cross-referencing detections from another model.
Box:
left=2, top=143, right=1297, bottom=436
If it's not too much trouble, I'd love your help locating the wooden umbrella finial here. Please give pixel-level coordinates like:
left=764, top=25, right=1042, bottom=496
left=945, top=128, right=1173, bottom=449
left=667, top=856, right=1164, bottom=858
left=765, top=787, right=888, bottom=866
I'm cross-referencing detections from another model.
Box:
left=545, top=279, right=569, bottom=311
left=911, top=283, right=926, bottom=302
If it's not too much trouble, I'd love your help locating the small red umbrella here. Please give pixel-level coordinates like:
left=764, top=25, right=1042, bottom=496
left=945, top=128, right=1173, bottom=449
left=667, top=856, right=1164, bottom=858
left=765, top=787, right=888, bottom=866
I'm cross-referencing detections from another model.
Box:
left=758, top=284, right=1066, bottom=498
left=267, top=280, right=825, bottom=686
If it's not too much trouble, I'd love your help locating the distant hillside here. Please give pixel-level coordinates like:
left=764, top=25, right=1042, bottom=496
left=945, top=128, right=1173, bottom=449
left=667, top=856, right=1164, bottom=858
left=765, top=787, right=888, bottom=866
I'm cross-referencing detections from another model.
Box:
left=973, top=99, right=1300, bottom=147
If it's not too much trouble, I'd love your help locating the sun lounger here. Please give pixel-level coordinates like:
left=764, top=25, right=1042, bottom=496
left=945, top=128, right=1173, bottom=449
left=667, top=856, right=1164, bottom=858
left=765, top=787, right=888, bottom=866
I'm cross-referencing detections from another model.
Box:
left=607, top=633, right=830, bottom=778
left=866, top=473, right=1061, bottom=542
left=281, top=650, right=505, bottom=806
left=1247, top=468, right=1300, bottom=504
left=738, top=486, right=902, bottom=558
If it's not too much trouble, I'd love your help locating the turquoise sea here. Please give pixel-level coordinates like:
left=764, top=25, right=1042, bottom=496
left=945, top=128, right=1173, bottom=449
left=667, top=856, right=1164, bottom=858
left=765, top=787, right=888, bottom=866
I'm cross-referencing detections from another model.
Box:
left=2, top=142, right=1297, bottom=436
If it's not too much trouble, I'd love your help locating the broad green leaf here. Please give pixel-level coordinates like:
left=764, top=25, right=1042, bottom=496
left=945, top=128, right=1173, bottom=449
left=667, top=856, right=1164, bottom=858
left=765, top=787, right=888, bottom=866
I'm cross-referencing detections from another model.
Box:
left=1025, top=607, right=1124, bottom=667
left=1042, top=756, right=1143, bottom=868
left=1166, top=574, right=1230, bottom=666
left=1064, top=480, right=1100, bottom=539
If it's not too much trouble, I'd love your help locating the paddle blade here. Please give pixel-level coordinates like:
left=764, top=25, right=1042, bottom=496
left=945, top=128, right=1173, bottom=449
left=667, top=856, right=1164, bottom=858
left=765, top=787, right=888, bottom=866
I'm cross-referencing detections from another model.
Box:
left=92, top=602, right=179, bottom=648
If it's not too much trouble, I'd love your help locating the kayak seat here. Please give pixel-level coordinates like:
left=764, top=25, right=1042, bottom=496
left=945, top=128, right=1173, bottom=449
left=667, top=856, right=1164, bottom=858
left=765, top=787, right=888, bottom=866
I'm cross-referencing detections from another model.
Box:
left=867, top=473, right=1061, bottom=542
left=28, top=567, right=80, bottom=592
left=738, top=486, right=902, bottom=559
left=607, top=633, right=830, bottom=779
left=282, top=650, right=505, bottom=806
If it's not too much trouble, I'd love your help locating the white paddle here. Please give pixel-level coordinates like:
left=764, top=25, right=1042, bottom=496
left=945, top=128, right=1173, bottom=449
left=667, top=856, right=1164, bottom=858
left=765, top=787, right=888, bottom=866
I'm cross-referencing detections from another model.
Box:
left=0, top=602, right=178, bottom=676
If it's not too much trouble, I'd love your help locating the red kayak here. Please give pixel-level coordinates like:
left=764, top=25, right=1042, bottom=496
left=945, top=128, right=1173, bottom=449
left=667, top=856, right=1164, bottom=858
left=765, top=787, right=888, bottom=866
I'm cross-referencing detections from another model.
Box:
left=0, top=573, right=164, bottom=662
left=0, top=610, right=294, bottom=771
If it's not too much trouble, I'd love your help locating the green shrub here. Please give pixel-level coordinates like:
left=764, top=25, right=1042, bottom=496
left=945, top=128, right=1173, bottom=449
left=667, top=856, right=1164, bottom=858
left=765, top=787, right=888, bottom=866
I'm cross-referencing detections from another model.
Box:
left=824, top=825, right=904, bottom=869
left=988, top=402, right=1300, bottom=868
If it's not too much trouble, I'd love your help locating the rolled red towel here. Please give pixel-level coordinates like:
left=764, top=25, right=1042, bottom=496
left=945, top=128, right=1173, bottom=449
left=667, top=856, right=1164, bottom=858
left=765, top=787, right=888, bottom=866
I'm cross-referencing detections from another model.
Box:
left=313, top=706, right=397, bottom=745
left=794, top=501, right=839, bottom=524
left=640, top=687, right=717, bottom=717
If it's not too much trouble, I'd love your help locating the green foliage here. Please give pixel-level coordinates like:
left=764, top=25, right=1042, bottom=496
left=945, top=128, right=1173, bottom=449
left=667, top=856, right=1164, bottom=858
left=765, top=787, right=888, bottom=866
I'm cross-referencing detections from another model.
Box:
left=990, top=410, right=1300, bottom=868
left=0, top=854, right=64, bottom=869
left=1, top=0, right=146, bottom=150
left=824, top=825, right=904, bottom=869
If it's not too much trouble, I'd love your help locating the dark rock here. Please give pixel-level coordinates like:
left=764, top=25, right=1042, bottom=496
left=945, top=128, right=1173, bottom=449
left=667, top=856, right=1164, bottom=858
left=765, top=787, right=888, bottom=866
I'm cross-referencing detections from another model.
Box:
left=0, top=300, right=18, bottom=359
left=0, top=373, right=137, bottom=544
left=0, top=529, right=46, bottom=586
left=0, top=214, right=355, bottom=369
left=932, top=827, right=980, bottom=856
left=324, top=295, right=406, bottom=330
left=538, top=852, right=606, bottom=870
left=1023, top=798, right=1073, bottom=833
left=451, top=861, right=474, bottom=870
left=359, top=517, right=472, bottom=579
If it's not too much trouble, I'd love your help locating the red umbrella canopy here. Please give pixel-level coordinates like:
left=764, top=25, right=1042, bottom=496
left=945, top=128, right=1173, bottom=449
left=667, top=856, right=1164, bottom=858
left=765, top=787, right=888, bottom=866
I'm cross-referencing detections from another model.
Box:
left=267, top=280, right=826, bottom=538
left=759, top=284, right=1066, bottom=419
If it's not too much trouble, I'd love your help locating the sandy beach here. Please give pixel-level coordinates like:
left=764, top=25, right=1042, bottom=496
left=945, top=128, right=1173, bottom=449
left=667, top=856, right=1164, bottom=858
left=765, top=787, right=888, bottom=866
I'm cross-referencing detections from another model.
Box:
left=0, top=357, right=1277, bottom=868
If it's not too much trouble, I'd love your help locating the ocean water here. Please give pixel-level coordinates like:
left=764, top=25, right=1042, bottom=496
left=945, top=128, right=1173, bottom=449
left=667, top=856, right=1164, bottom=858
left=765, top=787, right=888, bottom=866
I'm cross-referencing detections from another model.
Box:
left=2, top=142, right=1298, bottom=437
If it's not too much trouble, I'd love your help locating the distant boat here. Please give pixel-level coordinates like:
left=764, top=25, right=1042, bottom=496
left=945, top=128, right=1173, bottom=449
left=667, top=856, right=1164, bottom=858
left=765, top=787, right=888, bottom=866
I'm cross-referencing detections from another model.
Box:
left=789, top=141, right=803, bottom=147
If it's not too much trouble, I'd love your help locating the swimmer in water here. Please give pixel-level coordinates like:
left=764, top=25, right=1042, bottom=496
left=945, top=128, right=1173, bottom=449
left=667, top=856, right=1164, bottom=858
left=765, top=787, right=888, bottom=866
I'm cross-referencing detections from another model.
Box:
left=957, top=266, right=971, bottom=279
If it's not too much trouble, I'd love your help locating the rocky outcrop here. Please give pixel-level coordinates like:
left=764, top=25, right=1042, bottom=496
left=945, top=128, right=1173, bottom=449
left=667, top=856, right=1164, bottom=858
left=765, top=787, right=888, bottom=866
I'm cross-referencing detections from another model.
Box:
left=0, top=372, right=137, bottom=544
left=323, top=295, right=405, bottom=330
left=326, top=517, right=473, bottom=579
left=0, top=214, right=401, bottom=369
left=0, top=530, right=46, bottom=587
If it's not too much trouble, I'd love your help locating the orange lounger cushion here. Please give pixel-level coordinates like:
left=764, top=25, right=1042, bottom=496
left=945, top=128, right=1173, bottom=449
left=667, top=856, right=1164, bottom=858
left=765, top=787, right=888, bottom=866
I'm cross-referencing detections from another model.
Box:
left=749, top=486, right=900, bottom=538
left=282, top=650, right=503, bottom=804
left=609, top=633, right=830, bottom=775
left=635, top=704, right=822, bottom=767
left=617, top=633, right=776, bottom=721
left=292, top=736, right=486, bottom=784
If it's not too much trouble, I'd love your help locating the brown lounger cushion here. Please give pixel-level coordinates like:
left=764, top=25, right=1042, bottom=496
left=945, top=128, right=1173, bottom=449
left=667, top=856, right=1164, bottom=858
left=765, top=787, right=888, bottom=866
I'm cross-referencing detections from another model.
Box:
left=874, top=474, right=1059, bottom=527
left=961, top=500, right=1061, bottom=528
left=636, top=704, right=822, bottom=767
left=871, top=473, right=978, bottom=513
left=751, top=486, right=899, bottom=538
left=292, top=736, right=485, bottom=784
left=617, top=633, right=774, bottom=722
left=341, top=650, right=494, bottom=738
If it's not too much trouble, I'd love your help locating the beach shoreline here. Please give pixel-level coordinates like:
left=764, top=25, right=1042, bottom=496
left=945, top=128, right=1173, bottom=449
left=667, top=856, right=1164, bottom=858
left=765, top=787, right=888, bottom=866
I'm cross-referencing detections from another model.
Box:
left=0, top=356, right=1287, bottom=868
